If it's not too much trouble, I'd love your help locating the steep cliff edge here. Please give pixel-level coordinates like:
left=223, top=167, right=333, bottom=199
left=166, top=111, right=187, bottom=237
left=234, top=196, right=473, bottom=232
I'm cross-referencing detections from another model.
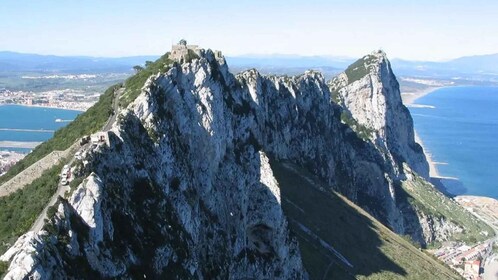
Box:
left=329, top=50, right=429, bottom=180
left=0, top=48, right=488, bottom=279
left=329, top=51, right=492, bottom=246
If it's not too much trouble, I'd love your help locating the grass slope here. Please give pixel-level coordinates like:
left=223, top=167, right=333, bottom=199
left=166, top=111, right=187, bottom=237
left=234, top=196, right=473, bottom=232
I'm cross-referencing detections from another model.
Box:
left=119, top=52, right=173, bottom=107
left=0, top=162, right=63, bottom=254
left=402, top=173, right=494, bottom=245
left=271, top=160, right=462, bottom=280
left=344, top=55, right=376, bottom=84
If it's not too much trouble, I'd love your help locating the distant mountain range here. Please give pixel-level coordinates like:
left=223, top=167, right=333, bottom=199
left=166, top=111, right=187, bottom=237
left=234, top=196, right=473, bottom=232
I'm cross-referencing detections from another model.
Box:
left=1, top=51, right=498, bottom=79
left=0, top=51, right=158, bottom=73
left=391, top=53, right=498, bottom=78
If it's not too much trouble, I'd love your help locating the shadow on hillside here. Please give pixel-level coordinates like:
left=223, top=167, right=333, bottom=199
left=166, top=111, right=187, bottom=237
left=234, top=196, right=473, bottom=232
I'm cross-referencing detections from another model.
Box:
left=271, top=160, right=407, bottom=280
left=430, top=177, right=467, bottom=197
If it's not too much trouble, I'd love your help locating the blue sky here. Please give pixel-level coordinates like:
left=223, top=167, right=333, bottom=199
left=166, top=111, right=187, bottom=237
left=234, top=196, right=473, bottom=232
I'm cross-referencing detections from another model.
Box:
left=0, top=0, right=497, bottom=60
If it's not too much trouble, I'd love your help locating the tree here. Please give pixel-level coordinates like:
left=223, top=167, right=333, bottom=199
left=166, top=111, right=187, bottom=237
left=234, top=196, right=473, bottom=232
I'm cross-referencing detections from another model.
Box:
left=133, top=65, right=144, bottom=73
left=145, top=61, right=153, bottom=67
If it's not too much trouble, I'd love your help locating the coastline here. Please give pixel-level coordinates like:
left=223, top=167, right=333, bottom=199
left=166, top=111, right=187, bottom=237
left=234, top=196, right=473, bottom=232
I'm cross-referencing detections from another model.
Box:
left=402, top=86, right=449, bottom=180
left=414, top=132, right=442, bottom=178
left=401, top=86, right=441, bottom=106
left=0, top=103, right=85, bottom=112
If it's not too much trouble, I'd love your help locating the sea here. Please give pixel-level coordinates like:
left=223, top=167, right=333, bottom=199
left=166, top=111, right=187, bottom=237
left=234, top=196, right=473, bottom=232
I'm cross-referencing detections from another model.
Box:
left=0, top=105, right=80, bottom=153
left=409, top=86, right=498, bottom=199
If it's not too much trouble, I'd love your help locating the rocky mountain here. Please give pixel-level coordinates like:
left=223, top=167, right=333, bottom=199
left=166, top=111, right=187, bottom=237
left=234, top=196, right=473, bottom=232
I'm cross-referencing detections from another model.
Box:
left=0, top=47, right=490, bottom=279
left=330, top=50, right=429, bottom=180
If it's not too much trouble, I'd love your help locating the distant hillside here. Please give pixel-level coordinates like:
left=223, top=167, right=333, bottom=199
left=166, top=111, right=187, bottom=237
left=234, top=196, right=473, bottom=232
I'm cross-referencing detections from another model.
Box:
left=272, top=161, right=461, bottom=280
left=392, top=53, right=498, bottom=77
left=0, top=51, right=159, bottom=73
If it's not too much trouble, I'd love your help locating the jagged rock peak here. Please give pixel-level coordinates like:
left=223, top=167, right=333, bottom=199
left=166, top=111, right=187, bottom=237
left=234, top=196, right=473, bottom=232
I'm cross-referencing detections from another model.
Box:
left=329, top=50, right=429, bottom=179
left=1, top=46, right=451, bottom=279
left=330, top=50, right=390, bottom=91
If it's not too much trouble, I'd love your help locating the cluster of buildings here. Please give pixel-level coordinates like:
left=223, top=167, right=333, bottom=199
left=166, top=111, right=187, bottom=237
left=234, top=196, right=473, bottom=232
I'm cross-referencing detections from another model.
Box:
left=433, top=241, right=494, bottom=279
left=0, top=89, right=99, bottom=111
left=170, top=39, right=223, bottom=62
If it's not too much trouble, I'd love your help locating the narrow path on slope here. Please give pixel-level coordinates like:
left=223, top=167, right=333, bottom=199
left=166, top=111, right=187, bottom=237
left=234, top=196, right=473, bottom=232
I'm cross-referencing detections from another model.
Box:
left=31, top=87, right=123, bottom=233
left=30, top=156, right=77, bottom=232
left=103, top=88, right=124, bottom=131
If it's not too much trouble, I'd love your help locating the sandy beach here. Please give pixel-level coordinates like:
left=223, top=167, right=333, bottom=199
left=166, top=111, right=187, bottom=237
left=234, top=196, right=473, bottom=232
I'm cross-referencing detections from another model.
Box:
left=414, top=132, right=441, bottom=178
left=401, top=86, right=441, bottom=106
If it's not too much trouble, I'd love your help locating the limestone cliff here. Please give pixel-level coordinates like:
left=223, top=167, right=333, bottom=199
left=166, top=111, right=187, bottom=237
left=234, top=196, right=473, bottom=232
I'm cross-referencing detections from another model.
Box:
left=330, top=50, right=429, bottom=180
left=328, top=51, right=477, bottom=246
left=0, top=48, right=480, bottom=279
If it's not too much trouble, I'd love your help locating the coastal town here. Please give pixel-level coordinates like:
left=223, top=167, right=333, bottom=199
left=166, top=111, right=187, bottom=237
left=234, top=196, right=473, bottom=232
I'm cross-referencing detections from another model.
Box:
left=427, top=196, right=498, bottom=280
left=431, top=239, right=496, bottom=279
left=0, top=72, right=129, bottom=111
left=0, top=88, right=98, bottom=111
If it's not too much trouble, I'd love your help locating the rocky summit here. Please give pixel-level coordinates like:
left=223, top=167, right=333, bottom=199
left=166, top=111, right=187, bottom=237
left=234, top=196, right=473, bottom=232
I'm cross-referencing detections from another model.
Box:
left=0, top=47, right=490, bottom=279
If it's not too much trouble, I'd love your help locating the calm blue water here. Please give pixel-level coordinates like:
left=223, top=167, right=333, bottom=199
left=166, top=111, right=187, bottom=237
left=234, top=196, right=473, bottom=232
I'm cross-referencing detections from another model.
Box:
left=409, top=86, right=498, bottom=199
left=0, top=105, right=80, bottom=153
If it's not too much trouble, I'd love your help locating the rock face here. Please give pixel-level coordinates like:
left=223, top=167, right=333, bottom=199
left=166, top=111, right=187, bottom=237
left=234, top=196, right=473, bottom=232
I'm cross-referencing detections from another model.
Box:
left=330, top=50, right=429, bottom=180
left=0, top=49, right=458, bottom=279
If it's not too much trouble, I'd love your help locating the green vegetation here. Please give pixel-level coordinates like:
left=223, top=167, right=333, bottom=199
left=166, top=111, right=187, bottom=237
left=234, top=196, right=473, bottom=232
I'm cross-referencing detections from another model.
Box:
left=271, top=161, right=462, bottom=280
left=0, top=260, right=8, bottom=277
left=340, top=111, right=374, bottom=141
left=401, top=172, right=494, bottom=244
left=0, top=84, right=118, bottom=186
left=120, top=52, right=174, bottom=108
left=69, top=176, right=84, bottom=192
left=46, top=204, right=58, bottom=221
left=185, top=49, right=200, bottom=63
left=0, top=162, right=63, bottom=254
left=344, top=55, right=375, bottom=84
left=132, top=65, right=144, bottom=73
left=330, top=88, right=341, bottom=104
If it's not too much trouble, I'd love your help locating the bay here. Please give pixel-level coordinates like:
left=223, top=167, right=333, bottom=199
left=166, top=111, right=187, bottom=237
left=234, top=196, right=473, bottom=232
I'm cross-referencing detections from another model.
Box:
left=409, top=86, right=498, bottom=199
left=0, top=105, right=80, bottom=152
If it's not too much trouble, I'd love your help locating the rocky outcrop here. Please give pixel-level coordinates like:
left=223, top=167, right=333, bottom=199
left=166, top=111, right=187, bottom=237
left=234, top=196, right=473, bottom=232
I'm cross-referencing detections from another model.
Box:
left=417, top=211, right=464, bottom=244
left=330, top=50, right=429, bottom=180
left=0, top=48, right=464, bottom=278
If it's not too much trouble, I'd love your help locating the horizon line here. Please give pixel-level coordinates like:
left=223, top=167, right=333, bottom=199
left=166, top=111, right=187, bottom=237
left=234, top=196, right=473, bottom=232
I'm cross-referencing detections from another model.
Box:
left=1, top=49, right=497, bottom=63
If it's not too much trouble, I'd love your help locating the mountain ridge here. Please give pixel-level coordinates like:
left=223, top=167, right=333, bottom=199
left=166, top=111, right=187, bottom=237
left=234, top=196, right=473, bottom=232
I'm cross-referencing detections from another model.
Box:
left=0, top=47, right=489, bottom=279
